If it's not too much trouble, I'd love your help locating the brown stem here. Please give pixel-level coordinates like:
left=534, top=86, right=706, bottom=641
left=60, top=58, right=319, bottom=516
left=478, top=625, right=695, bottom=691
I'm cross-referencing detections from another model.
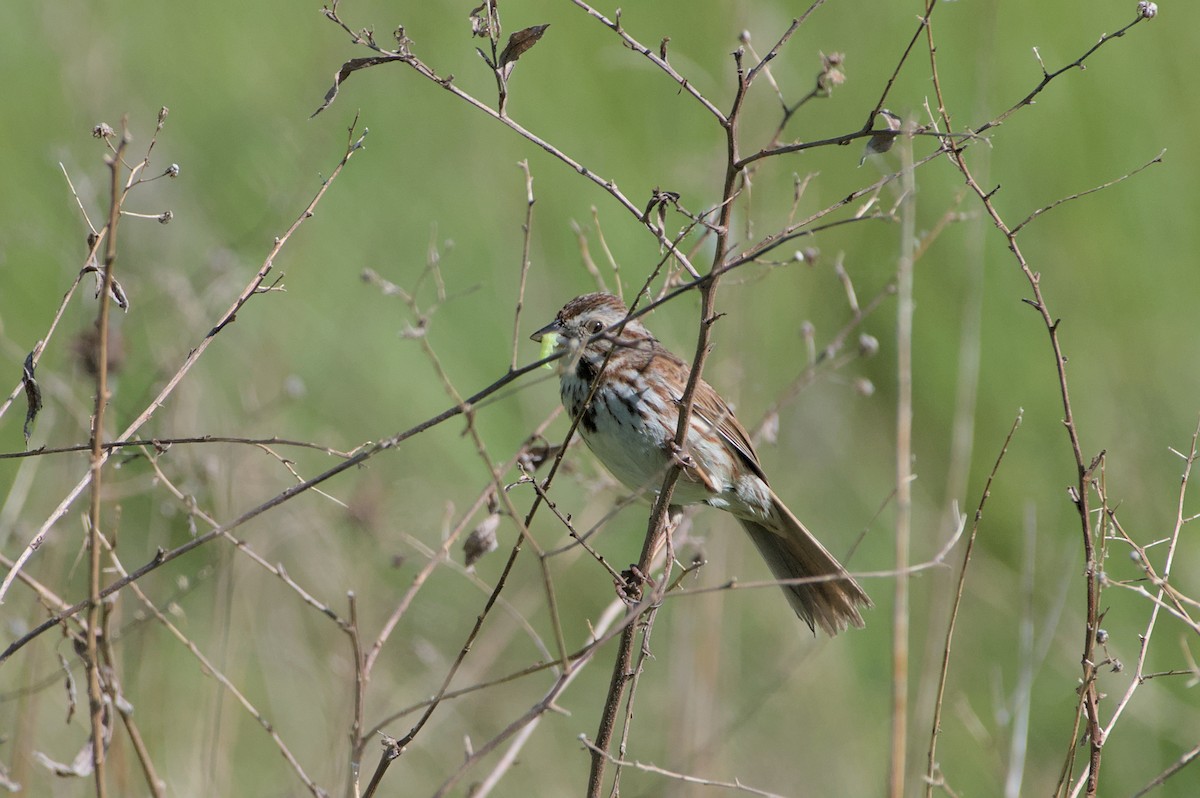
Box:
left=587, top=41, right=753, bottom=798
left=0, top=120, right=369, bottom=606
left=946, top=121, right=1104, bottom=798
left=85, top=122, right=129, bottom=798
left=587, top=623, right=638, bottom=797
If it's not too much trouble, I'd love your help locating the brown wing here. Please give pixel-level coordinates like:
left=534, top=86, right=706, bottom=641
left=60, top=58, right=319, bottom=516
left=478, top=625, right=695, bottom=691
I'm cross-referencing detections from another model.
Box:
left=652, top=350, right=768, bottom=487
left=690, top=378, right=769, bottom=484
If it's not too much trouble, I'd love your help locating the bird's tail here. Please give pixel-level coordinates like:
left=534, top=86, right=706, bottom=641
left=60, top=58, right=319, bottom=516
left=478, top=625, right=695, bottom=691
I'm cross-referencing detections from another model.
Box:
left=738, top=501, right=870, bottom=636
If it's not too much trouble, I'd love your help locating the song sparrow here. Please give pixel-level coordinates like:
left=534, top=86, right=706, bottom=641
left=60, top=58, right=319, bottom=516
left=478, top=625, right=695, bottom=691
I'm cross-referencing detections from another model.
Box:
left=532, top=292, right=870, bottom=635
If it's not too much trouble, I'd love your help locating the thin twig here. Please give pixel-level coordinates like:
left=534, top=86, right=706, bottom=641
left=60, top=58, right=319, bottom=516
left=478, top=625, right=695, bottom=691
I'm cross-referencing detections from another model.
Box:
left=1070, top=417, right=1200, bottom=797
left=118, top=566, right=326, bottom=795
left=580, top=735, right=789, bottom=798
left=466, top=599, right=628, bottom=798
left=139, top=446, right=346, bottom=623
left=0, top=119, right=369, bottom=605
left=974, top=12, right=1153, bottom=138
left=567, top=0, right=728, bottom=124
left=85, top=118, right=129, bottom=798
left=510, top=160, right=536, bottom=371
left=924, top=412, right=1023, bottom=797
left=319, top=6, right=702, bottom=278
left=0, top=435, right=359, bottom=461
left=1011, top=150, right=1165, bottom=235
left=99, top=623, right=165, bottom=798
left=1130, top=740, right=1200, bottom=798
left=936, top=9, right=1164, bottom=788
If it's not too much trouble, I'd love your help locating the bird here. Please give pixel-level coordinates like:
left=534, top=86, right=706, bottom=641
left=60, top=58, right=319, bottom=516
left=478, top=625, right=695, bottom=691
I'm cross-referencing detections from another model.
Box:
left=532, top=292, right=870, bottom=635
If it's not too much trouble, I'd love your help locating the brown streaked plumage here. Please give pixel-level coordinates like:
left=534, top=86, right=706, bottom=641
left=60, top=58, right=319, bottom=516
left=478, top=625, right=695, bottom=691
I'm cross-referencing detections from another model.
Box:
left=532, top=292, right=870, bottom=635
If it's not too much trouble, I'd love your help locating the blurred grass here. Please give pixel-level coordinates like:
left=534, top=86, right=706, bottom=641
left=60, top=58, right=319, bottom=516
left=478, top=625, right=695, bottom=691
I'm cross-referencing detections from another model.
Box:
left=2, top=1, right=1199, bottom=796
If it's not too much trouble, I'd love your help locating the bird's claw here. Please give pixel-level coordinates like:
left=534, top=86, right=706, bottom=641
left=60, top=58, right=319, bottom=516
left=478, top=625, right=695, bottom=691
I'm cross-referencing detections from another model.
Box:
left=667, top=441, right=696, bottom=471
left=617, top=564, right=655, bottom=604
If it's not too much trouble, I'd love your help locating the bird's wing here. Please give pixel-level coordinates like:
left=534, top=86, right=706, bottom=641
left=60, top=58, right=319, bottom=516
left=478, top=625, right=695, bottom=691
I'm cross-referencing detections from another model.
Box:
left=684, top=376, right=770, bottom=485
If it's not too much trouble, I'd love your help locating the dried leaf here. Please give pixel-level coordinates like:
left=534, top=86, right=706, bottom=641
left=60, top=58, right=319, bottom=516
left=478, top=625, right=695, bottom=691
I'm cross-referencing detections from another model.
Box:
left=0, top=760, right=20, bottom=792
left=498, top=24, right=549, bottom=71
left=860, top=108, right=903, bottom=165
left=463, top=514, right=501, bottom=568
left=21, top=352, right=42, bottom=447
left=312, top=55, right=404, bottom=118
left=35, top=695, right=113, bottom=779
left=82, top=261, right=130, bottom=311
left=399, top=321, right=427, bottom=339
left=34, top=745, right=93, bottom=778
left=469, top=3, right=498, bottom=38
left=59, top=653, right=77, bottom=724
left=641, top=187, right=680, bottom=224
left=113, top=692, right=134, bottom=715
left=520, top=440, right=560, bottom=471
left=108, top=275, right=129, bottom=310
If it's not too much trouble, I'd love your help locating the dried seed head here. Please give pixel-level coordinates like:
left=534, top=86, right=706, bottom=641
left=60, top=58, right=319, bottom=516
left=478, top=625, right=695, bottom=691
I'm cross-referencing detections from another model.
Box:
left=817, top=51, right=846, bottom=94
left=793, top=247, right=820, bottom=265
left=464, top=514, right=501, bottom=569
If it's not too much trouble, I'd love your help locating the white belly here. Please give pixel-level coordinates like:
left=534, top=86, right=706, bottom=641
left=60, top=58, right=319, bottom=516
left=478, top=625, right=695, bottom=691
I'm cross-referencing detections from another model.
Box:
left=572, top=384, right=726, bottom=507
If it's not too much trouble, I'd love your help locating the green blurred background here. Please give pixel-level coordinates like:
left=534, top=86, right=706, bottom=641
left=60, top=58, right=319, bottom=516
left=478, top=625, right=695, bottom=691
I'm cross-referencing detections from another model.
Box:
left=2, top=1, right=1198, bottom=795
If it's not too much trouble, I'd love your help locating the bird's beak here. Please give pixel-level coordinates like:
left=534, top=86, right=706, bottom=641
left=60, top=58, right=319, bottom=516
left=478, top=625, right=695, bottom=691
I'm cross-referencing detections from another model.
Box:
left=532, top=320, right=567, bottom=370
left=530, top=319, right=562, bottom=343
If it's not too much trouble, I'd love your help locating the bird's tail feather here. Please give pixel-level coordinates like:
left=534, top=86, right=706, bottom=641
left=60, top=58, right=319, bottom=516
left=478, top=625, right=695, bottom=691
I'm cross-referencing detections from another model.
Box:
left=739, top=502, right=870, bottom=636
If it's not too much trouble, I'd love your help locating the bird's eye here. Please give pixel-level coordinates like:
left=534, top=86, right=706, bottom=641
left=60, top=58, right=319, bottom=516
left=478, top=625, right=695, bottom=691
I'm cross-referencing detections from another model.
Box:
left=588, top=319, right=604, bottom=334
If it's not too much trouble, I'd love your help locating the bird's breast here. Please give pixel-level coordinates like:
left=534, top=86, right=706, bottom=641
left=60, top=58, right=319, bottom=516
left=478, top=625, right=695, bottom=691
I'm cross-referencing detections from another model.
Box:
left=558, top=368, right=718, bottom=505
